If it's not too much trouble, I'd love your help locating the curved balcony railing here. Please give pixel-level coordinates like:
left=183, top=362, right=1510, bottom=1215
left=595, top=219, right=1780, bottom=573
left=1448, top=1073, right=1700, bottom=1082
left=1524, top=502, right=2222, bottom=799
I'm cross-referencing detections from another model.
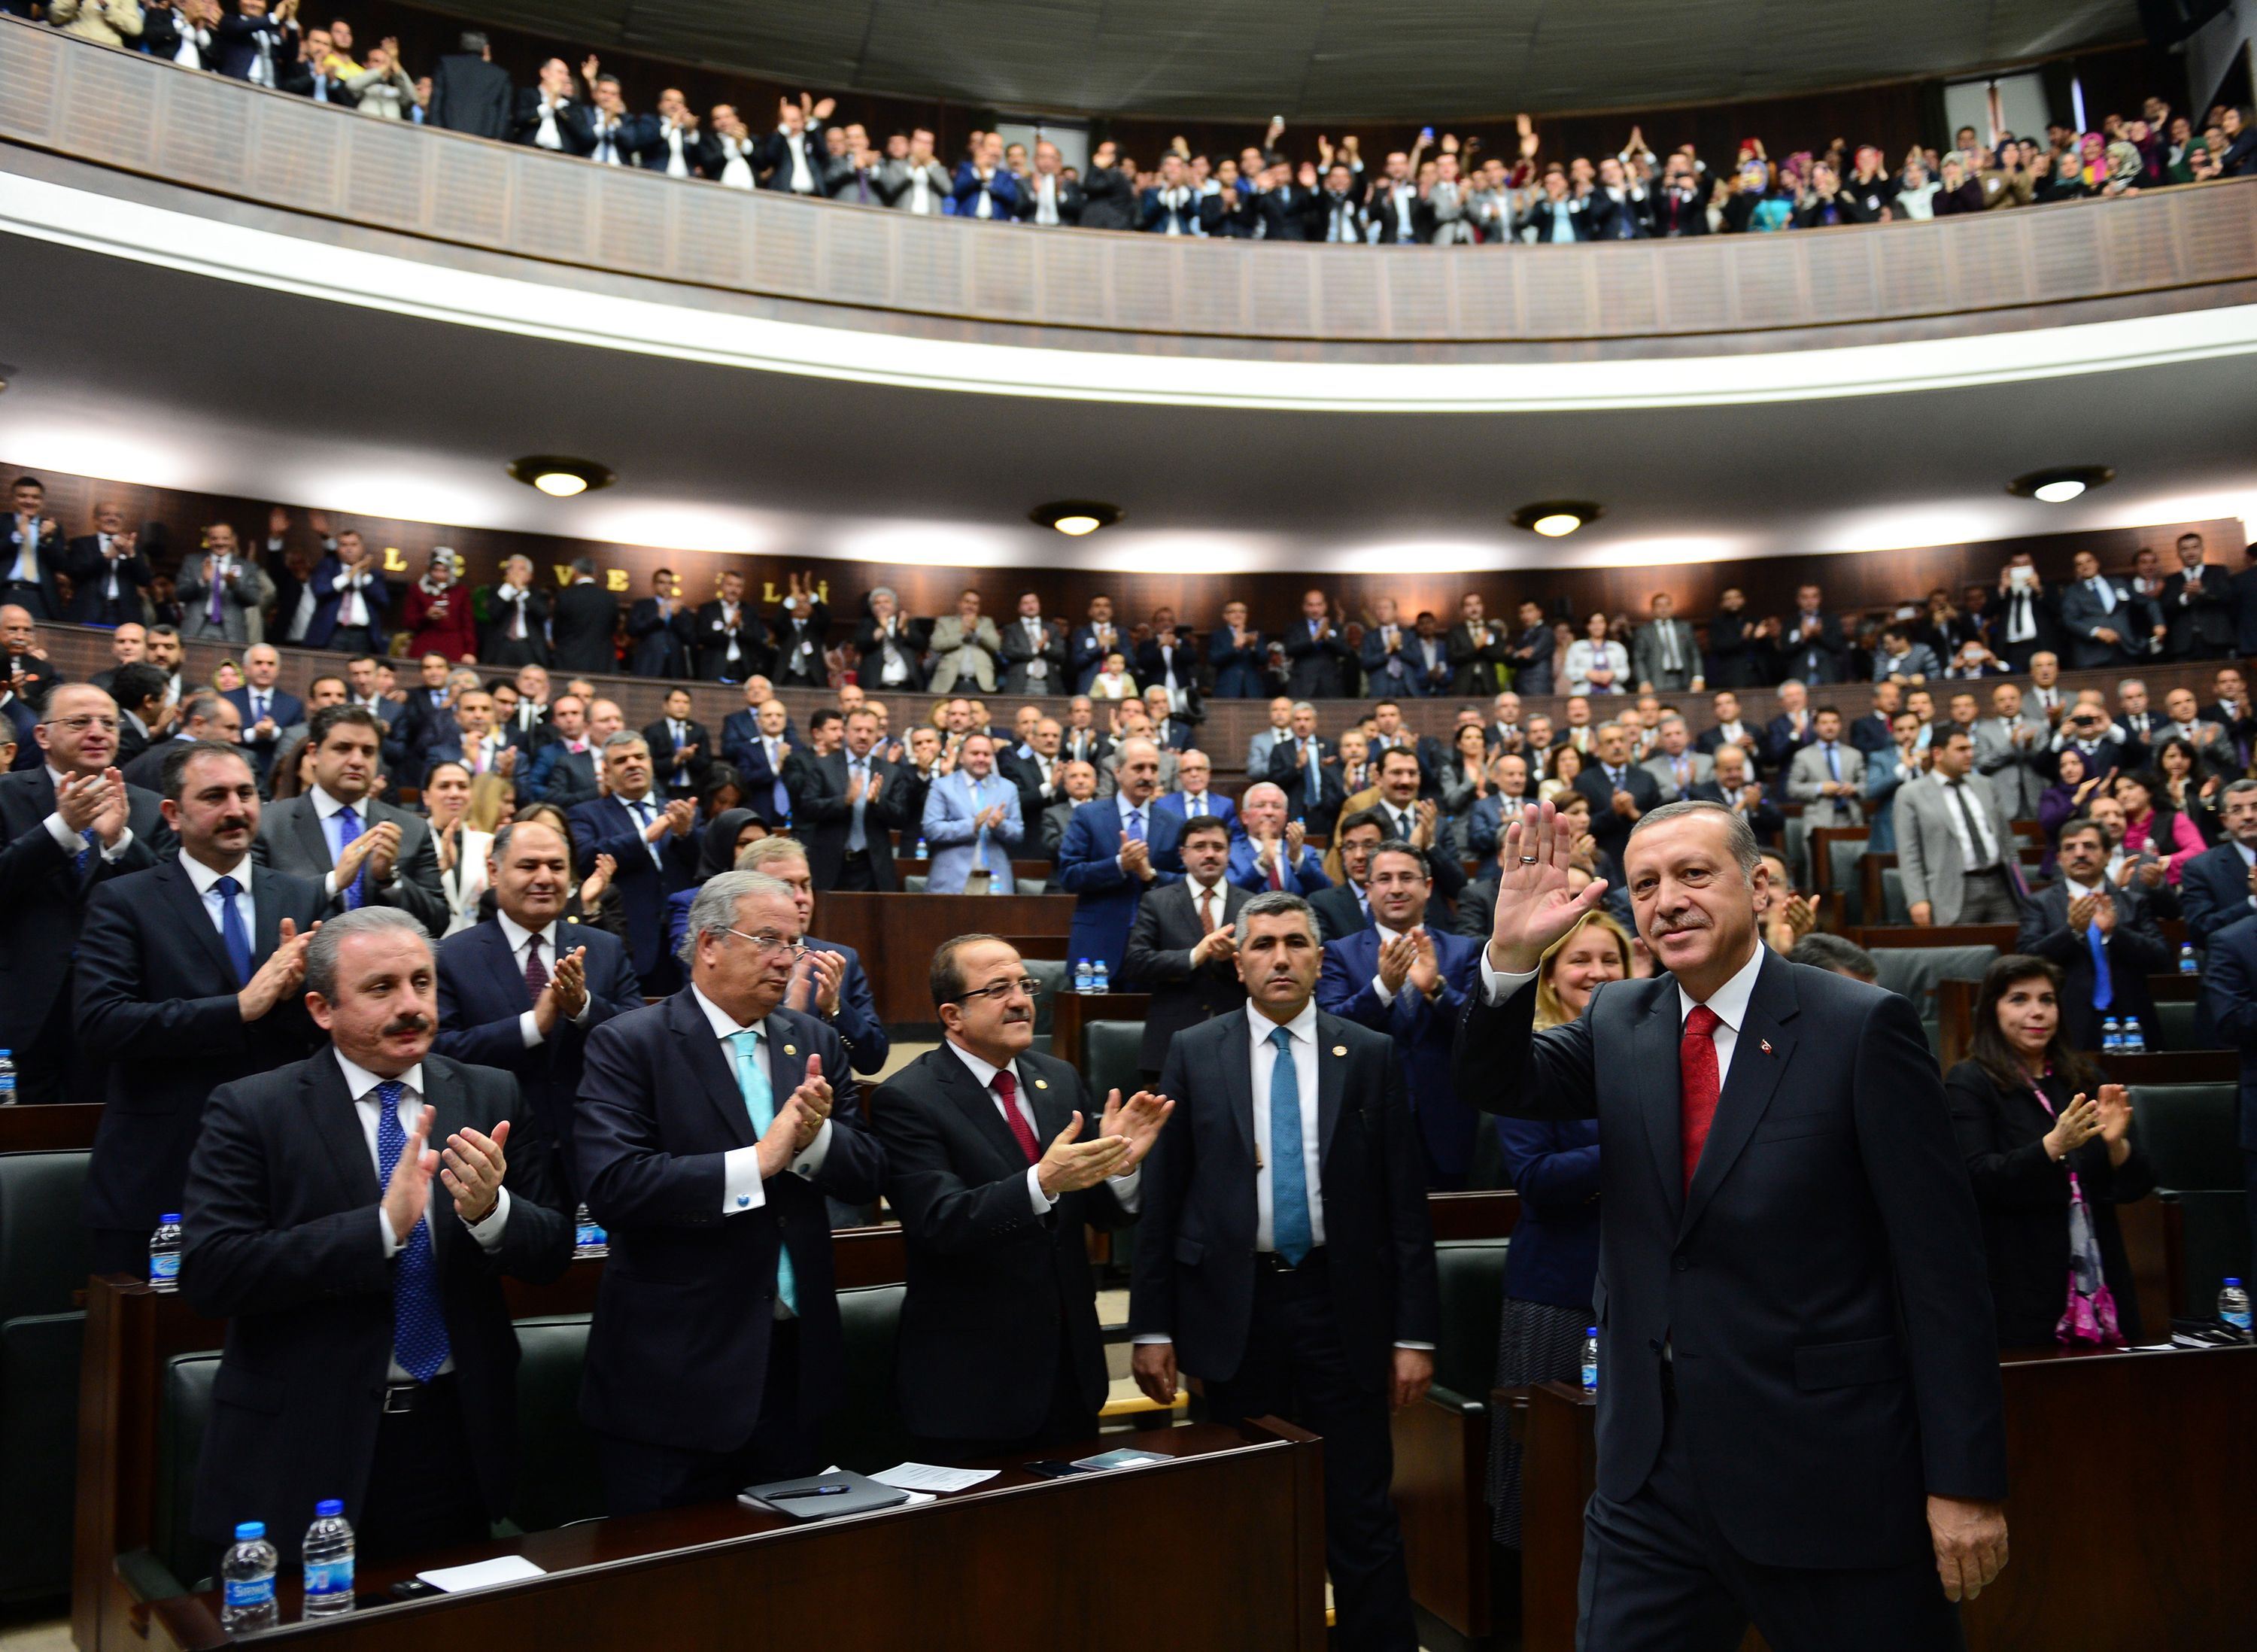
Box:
left=3, top=17, right=2256, bottom=351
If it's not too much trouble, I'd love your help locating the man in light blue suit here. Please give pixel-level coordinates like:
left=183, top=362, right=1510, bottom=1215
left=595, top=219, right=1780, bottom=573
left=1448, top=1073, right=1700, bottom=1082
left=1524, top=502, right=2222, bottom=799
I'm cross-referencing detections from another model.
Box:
left=1151, top=748, right=1238, bottom=838
left=1314, top=839, right=1486, bottom=1188
left=1057, top=736, right=1183, bottom=974
left=921, top=731, right=1023, bottom=894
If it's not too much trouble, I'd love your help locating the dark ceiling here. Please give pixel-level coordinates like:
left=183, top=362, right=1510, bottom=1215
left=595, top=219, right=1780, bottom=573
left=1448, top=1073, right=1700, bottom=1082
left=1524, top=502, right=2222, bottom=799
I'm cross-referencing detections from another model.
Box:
left=415, top=0, right=2143, bottom=123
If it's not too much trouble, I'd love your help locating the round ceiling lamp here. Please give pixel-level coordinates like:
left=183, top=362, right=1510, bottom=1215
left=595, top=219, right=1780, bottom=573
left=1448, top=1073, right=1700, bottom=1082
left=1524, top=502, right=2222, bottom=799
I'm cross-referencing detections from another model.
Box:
left=1510, top=500, right=1603, bottom=538
left=2006, top=465, right=2113, bottom=505
left=509, top=456, right=617, bottom=498
left=1029, top=500, right=1122, bottom=536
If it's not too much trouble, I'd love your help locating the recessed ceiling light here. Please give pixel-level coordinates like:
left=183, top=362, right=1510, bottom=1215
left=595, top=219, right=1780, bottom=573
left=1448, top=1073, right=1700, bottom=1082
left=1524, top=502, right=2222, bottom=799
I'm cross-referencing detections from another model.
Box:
left=509, top=456, right=616, bottom=497
left=2007, top=465, right=2113, bottom=504
left=1029, top=500, right=1122, bottom=536
left=1510, top=500, right=1604, bottom=537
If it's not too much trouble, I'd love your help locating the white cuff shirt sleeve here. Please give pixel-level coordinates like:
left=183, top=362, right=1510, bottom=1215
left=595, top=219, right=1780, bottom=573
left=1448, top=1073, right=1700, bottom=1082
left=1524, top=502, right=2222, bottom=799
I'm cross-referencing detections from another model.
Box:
left=789, top=1117, right=833, bottom=1178
left=721, top=1146, right=768, bottom=1214
left=1369, top=972, right=1396, bottom=1007
left=1478, top=955, right=1541, bottom=1007
left=1107, top=1165, right=1141, bottom=1214
left=461, top=1187, right=512, bottom=1250
left=518, top=1010, right=542, bottom=1049
left=1025, top=1164, right=1054, bottom=1213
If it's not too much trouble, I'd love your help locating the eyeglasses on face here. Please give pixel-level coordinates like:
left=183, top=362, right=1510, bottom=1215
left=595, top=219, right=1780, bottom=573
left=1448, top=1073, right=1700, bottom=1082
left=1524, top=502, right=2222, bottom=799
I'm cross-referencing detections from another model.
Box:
left=949, top=976, right=1043, bottom=1005
left=43, top=715, right=120, bottom=733
left=723, top=928, right=810, bottom=959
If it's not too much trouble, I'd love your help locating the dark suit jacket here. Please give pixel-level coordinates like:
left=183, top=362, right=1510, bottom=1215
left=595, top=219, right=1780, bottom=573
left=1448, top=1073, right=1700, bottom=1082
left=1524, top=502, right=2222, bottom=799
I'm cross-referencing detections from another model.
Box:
left=181, top=1052, right=573, bottom=1542
left=1266, top=738, right=1346, bottom=834
left=435, top=919, right=643, bottom=1200
left=566, top=797, right=698, bottom=982
left=785, top=748, right=902, bottom=890
left=694, top=600, right=772, bottom=681
left=870, top=1045, right=1131, bottom=1439
left=1121, top=878, right=1250, bottom=1070
left=2202, top=916, right=2257, bottom=1151
left=527, top=742, right=600, bottom=808
left=1943, top=1061, right=2153, bottom=1349
left=1451, top=948, right=2006, bottom=1568
left=2014, top=880, right=2171, bottom=1050
left=772, top=605, right=831, bottom=685
left=1684, top=781, right=1784, bottom=847
left=0, top=766, right=166, bottom=1071
left=303, top=556, right=390, bottom=648
left=2159, top=565, right=2237, bottom=656
left=64, top=533, right=153, bottom=624
left=76, top=860, right=330, bottom=1238
left=1573, top=762, right=1663, bottom=864
left=1068, top=624, right=1122, bottom=694
left=1129, top=1010, right=1440, bottom=1391
left=998, top=617, right=1068, bottom=695
left=223, top=686, right=304, bottom=778
left=642, top=716, right=714, bottom=794
left=1207, top=627, right=1267, bottom=699
left=576, top=993, right=885, bottom=1451
left=550, top=582, right=621, bottom=675
left=254, top=793, right=448, bottom=937
left=2180, top=841, right=2255, bottom=945
left=1317, top=926, right=1486, bottom=1185
left=427, top=51, right=512, bottom=138
left=627, top=600, right=695, bottom=679
left=1056, top=797, right=1184, bottom=975
left=1775, top=612, right=1848, bottom=683
left=1283, top=622, right=1354, bottom=699
left=853, top=616, right=929, bottom=693
left=1493, top=1115, right=1602, bottom=1309
left=120, top=734, right=194, bottom=795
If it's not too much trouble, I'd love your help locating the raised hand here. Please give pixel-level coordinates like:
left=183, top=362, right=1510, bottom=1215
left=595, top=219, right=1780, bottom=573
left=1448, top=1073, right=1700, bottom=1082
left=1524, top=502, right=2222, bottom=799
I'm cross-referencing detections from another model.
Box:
left=91, top=767, right=131, bottom=847
left=381, top=1104, right=439, bottom=1246
left=785, top=1053, right=832, bottom=1150
left=238, top=916, right=314, bottom=1021
left=1035, top=1110, right=1130, bottom=1197
left=1098, top=1088, right=1174, bottom=1169
left=1487, top=801, right=1607, bottom=974
left=439, top=1120, right=509, bottom=1224
left=1377, top=931, right=1418, bottom=996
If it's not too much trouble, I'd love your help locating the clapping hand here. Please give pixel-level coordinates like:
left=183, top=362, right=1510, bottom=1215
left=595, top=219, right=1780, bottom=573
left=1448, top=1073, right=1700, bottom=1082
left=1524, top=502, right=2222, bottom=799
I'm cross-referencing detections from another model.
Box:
left=1486, top=802, right=1608, bottom=973
left=1036, top=1110, right=1131, bottom=1197
left=1098, top=1087, right=1174, bottom=1171
left=439, top=1120, right=509, bottom=1225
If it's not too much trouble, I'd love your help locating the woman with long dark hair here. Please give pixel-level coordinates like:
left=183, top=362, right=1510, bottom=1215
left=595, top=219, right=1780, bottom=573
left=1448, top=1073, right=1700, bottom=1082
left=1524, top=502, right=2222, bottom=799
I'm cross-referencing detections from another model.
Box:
left=2152, top=736, right=2222, bottom=847
left=1945, top=955, right=2153, bottom=1348
left=2115, top=769, right=2205, bottom=882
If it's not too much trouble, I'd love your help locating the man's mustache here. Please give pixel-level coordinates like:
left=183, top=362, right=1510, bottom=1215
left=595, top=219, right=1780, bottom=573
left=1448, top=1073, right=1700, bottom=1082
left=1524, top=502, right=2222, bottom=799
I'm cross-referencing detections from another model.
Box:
left=383, top=1013, right=433, bottom=1035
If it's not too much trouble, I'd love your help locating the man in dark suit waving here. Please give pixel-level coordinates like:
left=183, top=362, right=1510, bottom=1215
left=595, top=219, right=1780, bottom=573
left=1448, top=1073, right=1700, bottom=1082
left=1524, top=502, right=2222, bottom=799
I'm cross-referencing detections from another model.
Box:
left=1454, top=799, right=2007, bottom=1647
left=435, top=819, right=643, bottom=1202
left=182, top=906, right=574, bottom=1558
left=77, top=742, right=329, bottom=1273
left=1130, top=890, right=1439, bottom=1652
left=872, top=934, right=1167, bottom=1462
left=0, top=682, right=168, bottom=1104
left=577, top=870, right=885, bottom=1512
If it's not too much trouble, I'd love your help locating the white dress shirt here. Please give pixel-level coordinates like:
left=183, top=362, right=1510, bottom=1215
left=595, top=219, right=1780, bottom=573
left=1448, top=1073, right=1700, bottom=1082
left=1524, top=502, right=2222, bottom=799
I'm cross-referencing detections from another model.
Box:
left=311, top=785, right=384, bottom=900
left=694, top=985, right=834, bottom=1228
left=181, top=849, right=257, bottom=943
left=1937, top=776, right=2000, bottom=870
left=533, top=94, right=566, bottom=150
left=336, top=1051, right=512, bottom=1380
left=1114, top=794, right=1150, bottom=871
left=1247, top=1001, right=1326, bottom=1251
left=1480, top=936, right=1764, bottom=1092
left=945, top=1037, right=1139, bottom=1213
left=498, top=912, right=591, bottom=1049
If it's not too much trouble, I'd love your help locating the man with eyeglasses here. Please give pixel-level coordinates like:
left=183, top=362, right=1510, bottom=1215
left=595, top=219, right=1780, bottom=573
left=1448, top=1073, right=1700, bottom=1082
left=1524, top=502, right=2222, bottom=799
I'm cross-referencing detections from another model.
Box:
left=578, top=870, right=885, bottom=1513
left=567, top=731, right=699, bottom=995
left=0, top=683, right=168, bottom=1104
left=872, top=934, right=1168, bottom=1463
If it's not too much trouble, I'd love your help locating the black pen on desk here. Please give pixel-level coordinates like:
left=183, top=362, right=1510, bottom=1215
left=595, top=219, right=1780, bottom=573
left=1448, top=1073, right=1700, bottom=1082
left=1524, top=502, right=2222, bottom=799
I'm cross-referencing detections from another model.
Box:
left=769, top=1485, right=851, bottom=1499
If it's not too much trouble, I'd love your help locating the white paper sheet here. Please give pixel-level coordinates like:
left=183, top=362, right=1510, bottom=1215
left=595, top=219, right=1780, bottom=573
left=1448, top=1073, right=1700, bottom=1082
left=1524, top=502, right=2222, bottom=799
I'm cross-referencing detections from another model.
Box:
left=870, top=1462, right=1001, bottom=1494
left=415, top=1555, right=546, bottom=1593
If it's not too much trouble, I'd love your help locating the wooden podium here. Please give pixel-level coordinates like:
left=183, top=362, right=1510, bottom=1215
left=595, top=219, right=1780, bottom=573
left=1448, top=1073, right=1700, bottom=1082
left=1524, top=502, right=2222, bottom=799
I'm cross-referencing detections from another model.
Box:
left=136, top=1421, right=1326, bottom=1651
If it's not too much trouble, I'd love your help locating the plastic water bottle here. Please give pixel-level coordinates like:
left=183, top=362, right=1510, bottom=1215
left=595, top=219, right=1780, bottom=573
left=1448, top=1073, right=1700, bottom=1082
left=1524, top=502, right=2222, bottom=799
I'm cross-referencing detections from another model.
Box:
left=300, top=1501, right=355, bottom=1617
left=573, top=1203, right=608, bottom=1259
left=2180, top=943, right=2200, bottom=975
left=220, top=1521, right=278, bottom=1632
left=2101, top=1017, right=2122, bottom=1053
left=914, top=834, right=928, bottom=860
left=149, top=1214, right=183, bottom=1293
left=2122, top=1018, right=2146, bottom=1055
left=1074, top=958, right=1094, bottom=995
left=2221, top=1279, right=2252, bottom=1342
left=0, top=1048, right=14, bottom=1104
left=1092, top=960, right=1110, bottom=995
left=1581, top=1329, right=1599, bottom=1395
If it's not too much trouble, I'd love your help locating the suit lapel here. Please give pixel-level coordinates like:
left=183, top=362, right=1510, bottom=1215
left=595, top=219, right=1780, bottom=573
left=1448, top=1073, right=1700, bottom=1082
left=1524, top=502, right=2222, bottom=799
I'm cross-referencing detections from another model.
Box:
left=249, top=864, right=288, bottom=964
left=307, top=1054, right=381, bottom=1211
left=672, top=991, right=757, bottom=1149
left=1680, top=952, right=1800, bottom=1240
left=293, top=797, right=336, bottom=871
left=762, top=1012, right=808, bottom=1112
left=934, top=1043, right=1034, bottom=1170
left=1633, top=982, right=1687, bottom=1229
left=1314, top=1012, right=1347, bottom=1169
left=161, top=861, right=241, bottom=985
left=1217, top=1010, right=1256, bottom=1161
left=418, top=1058, right=469, bottom=1264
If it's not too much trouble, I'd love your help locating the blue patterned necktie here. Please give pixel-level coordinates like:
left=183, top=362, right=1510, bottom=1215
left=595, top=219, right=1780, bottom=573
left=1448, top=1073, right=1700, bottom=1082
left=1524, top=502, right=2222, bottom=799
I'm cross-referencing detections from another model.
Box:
left=335, top=803, right=367, bottom=910
left=374, top=1080, right=451, bottom=1383
left=728, top=1028, right=798, bottom=1313
left=75, top=826, right=96, bottom=879
left=213, top=874, right=253, bottom=986
left=1302, top=742, right=1318, bottom=806
left=1268, top=1026, right=1314, bottom=1267
left=2087, top=907, right=2113, bottom=1012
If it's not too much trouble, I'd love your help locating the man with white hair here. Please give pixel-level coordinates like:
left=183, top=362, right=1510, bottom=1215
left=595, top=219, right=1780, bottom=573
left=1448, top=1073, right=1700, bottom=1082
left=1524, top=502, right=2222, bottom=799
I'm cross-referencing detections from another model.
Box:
left=1229, top=781, right=1329, bottom=895
left=578, top=870, right=884, bottom=1511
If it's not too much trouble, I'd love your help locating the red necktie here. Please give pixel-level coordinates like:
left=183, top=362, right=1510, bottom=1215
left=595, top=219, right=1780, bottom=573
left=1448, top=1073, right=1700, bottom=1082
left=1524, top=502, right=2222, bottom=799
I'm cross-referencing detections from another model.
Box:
left=523, top=934, right=549, bottom=998
left=992, top=1070, right=1040, bottom=1165
left=1680, top=1005, right=1722, bottom=1192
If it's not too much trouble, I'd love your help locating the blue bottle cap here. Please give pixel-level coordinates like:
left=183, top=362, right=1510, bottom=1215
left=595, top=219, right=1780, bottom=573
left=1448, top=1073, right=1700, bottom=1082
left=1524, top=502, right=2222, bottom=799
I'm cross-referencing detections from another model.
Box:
left=315, top=1499, right=344, bottom=1518
left=159, top=1213, right=181, bottom=1224
left=1586, top=1326, right=1599, bottom=1335
left=2228, top=1278, right=2243, bottom=1288
left=235, top=1521, right=266, bottom=1541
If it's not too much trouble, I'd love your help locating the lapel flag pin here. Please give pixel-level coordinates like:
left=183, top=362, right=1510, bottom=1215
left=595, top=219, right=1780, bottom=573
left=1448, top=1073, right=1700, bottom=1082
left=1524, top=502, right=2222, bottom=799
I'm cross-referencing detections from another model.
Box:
left=1760, top=1039, right=1773, bottom=1055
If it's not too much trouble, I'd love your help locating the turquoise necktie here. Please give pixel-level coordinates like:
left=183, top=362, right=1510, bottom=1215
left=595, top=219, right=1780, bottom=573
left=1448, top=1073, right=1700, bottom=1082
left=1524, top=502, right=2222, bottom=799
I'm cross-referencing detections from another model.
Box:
left=1268, top=1026, right=1314, bottom=1266
left=727, top=1027, right=797, bottom=1314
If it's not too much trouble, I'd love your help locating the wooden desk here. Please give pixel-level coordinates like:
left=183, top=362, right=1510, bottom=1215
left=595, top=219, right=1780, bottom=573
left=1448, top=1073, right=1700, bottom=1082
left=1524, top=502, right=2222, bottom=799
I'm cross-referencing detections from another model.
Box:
left=1049, top=990, right=1153, bottom=1073
left=1519, top=1346, right=2257, bottom=1652
left=818, top=891, right=1077, bottom=1026
left=1935, top=978, right=2233, bottom=1074
left=139, top=1420, right=1326, bottom=1652
left=0, top=1101, right=102, bottom=1153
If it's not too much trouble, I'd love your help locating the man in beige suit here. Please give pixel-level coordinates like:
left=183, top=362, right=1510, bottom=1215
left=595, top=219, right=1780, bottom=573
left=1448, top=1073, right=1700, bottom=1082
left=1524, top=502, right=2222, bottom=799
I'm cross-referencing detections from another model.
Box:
left=926, top=588, right=1003, bottom=694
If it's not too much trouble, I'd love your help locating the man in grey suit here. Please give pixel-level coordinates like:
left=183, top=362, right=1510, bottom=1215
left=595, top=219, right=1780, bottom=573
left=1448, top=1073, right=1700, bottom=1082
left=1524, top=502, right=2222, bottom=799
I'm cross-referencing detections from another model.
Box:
left=1785, top=707, right=1867, bottom=828
left=177, top=523, right=272, bottom=646
left=254, top=705, right=449, bottom=937
left=1636, top=713, right=1713, bottom=803
left=1894, top=727, right=2022, bottom=926
left=1630, top=593, right=1703, bottom=694
left=927, top=588, right=1004, bottom=694
left=1971, top=682, right=2048, bottom=819
left=1245, top=697, right=1296, bottom=777
left=2055, top=550, right=2141, bottom=670
left=998, top=591, right=1068, bottom=696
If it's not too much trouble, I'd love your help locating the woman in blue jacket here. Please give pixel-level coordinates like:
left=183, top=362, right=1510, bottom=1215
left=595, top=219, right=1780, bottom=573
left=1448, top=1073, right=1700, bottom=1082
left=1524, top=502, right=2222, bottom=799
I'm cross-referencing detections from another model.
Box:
left=1487, top=910, right=1624, bottom=1547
